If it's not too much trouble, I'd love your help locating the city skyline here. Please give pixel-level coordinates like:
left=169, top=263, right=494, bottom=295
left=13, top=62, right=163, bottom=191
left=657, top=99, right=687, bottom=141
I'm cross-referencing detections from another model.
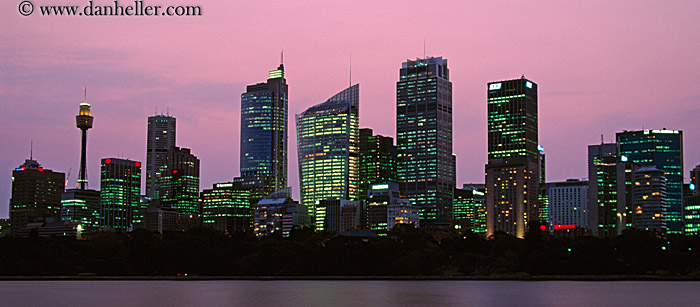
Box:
left=2, top=1, right=700, bottom=218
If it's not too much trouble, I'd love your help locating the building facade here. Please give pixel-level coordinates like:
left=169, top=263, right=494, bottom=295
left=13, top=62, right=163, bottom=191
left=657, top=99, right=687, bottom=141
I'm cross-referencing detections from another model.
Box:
left=359, top=128, right=397, bottom=201
left=617, top=129, right=683, bottom=234
left=296, top=84, right=359, bottom=222
left=454, top=185, right=486, bottom=235
left=146, top=114, right=176, bottom=199
left=685, top=165, right=700, bottom=235
left=159, top=147, right=200, bottom=215
left=240, top=64, right=288, bottom=203
left=100, top=158, right=141, bottom=231
left=396, top=56, right=455, bottom=228
left=201, top=182, right=252, bottom=234
left=633, top=166, right=667, bottom=233
left=485, top=77, right=539, bottom=238
left=61, top=188, right=100, bottom=232
left=10, top=158, right=65, bottom=234
left=546, top=179, right=589, bottom=231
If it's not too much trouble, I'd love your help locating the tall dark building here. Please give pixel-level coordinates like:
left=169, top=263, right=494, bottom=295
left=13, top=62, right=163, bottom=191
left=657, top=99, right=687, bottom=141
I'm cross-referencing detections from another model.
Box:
left=617, top=129, right=683, bottom=234
left=588, top=143, right=639, bottom=239
left=9, top=158, right=65, bottom=234
left=100, top=158, right=141, bottom=231
left=396, top=56, right=454, bottom=227
left=485, top=77, right=539, bottom=238
left=146, top=114, right=176, bottom=199
left=159, top=147, right=200, bottom=215
left=240, top=63, right=288, bottom=203
left=685, top=165, right=700, bottom=235
left=296, top=84, right=359, bottom=222
left=358, top=128, right=397, bottom=201
left=76, top=90, right=94, bottom=189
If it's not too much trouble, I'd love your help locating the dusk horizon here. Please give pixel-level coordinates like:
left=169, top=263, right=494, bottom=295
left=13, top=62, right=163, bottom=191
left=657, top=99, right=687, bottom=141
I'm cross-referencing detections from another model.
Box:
left=2, top=1, right=699, bottom=219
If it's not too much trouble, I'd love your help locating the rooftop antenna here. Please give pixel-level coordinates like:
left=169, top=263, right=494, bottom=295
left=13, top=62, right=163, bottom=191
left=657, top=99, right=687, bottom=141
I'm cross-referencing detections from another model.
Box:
left=601, top=134, right=604, bottom=144
left=167, top=107, right=169, bottom=116
left=349, top=53, right=352, bottom=88
left=281, top=49, right=284, bottom=65
left=30, top=141, right=33, bottom=160
left=84, top=87, right=87, bottom=104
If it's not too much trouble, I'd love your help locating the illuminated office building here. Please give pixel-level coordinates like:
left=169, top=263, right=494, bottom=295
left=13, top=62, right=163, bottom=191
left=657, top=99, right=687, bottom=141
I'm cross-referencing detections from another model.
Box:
left=61, top=188, right=100, bottom=232
left=146, top=114, right=176, bottom=199
left=159, top=147, right=200, bottom=215
left=617, top=129, right=683, bottom=234
left=254, top=189, right=310, bottom=237
left=588, top=143, right=640, bottom=238
left=100, top=158, right=141, bottom=231
left=9, top=158, right=65, bottom=234
left=240, top=63, right=288, bottom=203
left=201, top=181, right=252, bottom=234
left=454, top=185, right=486, bottom=234
left=396, top=56, right=455, bottom=227
left=296, top=84, right=359, bottom=222
left=546, top=179, right=589, bottom=231
left=633, top=166, right=667, bottom=233
left=359, top=128, right=396, bottom=201
left=485, top=77, right=539, bottom=238
left=685, top=165, right=700, bottom=235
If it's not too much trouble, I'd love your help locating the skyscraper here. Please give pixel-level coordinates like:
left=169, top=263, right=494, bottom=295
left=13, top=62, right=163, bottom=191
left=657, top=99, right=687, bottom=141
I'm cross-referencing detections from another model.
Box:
left=359, top=128, right=397, bottom=201
left=100, top=158, right=141, bottom=231
left=296, top=84, right=359, bottom=223
left=10, top=158, right=65, bottom=234
left=159, top=147, right=200, bottom=215
left=146, top=114, right=176, bottom=199
left=240, top=63, right=288, bottom=203
left=686, top=165, right=700, bottom=235
left=396, top=56, right=454, bottom=227
left=633, top=166, right=667, bottom=233
left=617, top=129, right=683, bottom=234
left=485, top=77, right=539, bottom=238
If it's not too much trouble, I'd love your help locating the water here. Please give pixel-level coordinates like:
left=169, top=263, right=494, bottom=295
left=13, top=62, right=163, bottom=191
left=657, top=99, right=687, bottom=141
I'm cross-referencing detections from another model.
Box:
left=1, top=280, right=699, bottom=306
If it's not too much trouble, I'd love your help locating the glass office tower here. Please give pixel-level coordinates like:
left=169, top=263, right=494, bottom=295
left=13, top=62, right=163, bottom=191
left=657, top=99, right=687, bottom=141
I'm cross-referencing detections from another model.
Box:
left=485, top=77, right=539, bottom=238
left=296, top=84, right=359, bottom=223
left=617, top=129, right=683, bottom=234
left=396, top=56, right=455, bottom=227
left=100, top=158, right=141, bottom=231
left=240, top=64, right=288, bottom=203
left=146, top=115, right=176, bottom=199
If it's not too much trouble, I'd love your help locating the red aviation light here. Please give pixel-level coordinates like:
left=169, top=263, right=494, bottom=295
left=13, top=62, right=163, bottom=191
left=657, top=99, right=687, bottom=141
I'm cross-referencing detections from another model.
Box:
left=540, top=225, right=546, bottom=231
left=38, top=168, right=44, bottom=172
left=173, top=170, right=178, bottom=174
left=554, top=225, right=576, bottom=230
left=105, top=159, right=112, bottom=164
left=134, top=162, right=141, bottom=167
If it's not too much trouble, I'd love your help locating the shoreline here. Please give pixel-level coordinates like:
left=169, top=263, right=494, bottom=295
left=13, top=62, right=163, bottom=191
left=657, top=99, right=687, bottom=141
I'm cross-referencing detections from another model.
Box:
left=1, top=275, right=699, bottom=281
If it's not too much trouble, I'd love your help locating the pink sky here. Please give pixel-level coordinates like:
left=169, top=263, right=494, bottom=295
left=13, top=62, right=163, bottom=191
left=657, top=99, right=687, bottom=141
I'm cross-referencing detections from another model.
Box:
left=1, top=1, right=699, bottom=218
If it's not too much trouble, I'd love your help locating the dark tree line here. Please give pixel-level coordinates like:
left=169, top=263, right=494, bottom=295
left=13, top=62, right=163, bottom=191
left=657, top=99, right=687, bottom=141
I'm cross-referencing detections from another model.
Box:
left=1, top=225, right=699, bottom=277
